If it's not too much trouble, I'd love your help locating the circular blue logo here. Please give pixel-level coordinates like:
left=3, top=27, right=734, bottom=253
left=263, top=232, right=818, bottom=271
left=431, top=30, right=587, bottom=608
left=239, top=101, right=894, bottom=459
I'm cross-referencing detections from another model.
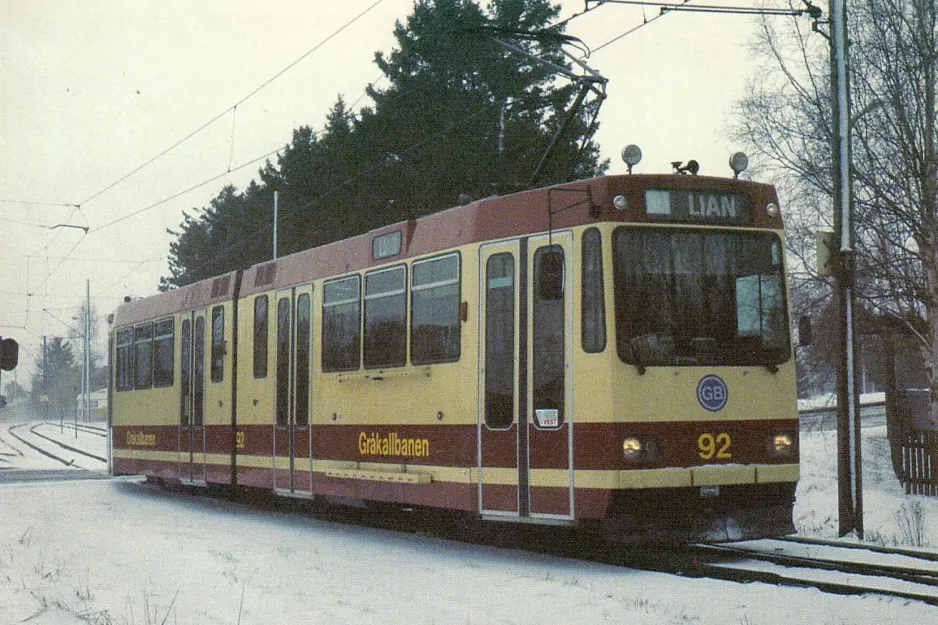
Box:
left=697, top=375, right=728, bottom=412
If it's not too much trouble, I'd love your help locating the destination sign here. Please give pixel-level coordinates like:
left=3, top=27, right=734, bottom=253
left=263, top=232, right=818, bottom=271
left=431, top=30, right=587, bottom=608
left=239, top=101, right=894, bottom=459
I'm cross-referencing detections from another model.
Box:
left=644, top=189, right=752, bottom=224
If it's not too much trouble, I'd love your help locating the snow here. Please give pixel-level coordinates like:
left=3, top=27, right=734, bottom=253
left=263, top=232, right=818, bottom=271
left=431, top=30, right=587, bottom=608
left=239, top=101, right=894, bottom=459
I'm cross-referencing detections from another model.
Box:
left=1, top=415, right=938, bottom=624
left=797, top=391, right=886, bottom=412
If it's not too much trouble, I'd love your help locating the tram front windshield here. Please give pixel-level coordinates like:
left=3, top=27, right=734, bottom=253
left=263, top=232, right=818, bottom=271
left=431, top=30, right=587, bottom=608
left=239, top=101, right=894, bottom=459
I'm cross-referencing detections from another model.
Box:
left=613, top=227, right=790, bottom=367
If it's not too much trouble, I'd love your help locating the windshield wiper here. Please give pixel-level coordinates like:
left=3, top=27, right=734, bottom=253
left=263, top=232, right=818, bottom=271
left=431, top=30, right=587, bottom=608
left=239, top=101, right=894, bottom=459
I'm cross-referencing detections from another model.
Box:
left=626, top=339, right=647, bottom=375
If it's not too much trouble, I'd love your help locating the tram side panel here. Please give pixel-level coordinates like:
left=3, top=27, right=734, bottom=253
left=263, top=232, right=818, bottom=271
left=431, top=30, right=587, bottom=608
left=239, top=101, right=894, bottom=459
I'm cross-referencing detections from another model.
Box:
left=202, top=300, right=237, bottom=485
left=110, top=272, right=241, bottom=486
left=310, top=250, right=481, bottom=512
left=568, top=225, right=619, bottom=520
left=234, top=287, right=277, bottom=490
left=111, top=318, right=180, bottom=480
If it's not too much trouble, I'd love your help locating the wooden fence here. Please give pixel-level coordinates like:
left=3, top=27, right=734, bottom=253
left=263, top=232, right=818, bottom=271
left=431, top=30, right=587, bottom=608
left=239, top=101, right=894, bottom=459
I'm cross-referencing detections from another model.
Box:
left=897, top=431, right=938, bottom=496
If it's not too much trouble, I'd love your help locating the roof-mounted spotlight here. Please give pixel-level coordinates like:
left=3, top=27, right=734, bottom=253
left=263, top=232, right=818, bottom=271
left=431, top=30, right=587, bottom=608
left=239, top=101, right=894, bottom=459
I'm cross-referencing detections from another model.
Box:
left=729, top=152, right=749, bottom=179
left=621, top=144, right=642, bottom=174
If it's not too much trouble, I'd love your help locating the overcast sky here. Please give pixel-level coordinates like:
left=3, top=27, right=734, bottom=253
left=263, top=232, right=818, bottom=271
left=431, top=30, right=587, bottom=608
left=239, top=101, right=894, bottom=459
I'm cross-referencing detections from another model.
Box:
left=0, top=0, right=787, bottom=381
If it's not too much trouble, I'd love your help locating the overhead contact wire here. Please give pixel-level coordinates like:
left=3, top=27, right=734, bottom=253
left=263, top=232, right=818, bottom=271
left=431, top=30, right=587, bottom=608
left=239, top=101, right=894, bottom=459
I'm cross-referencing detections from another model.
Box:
left=78, top=0, right=387, bottom=208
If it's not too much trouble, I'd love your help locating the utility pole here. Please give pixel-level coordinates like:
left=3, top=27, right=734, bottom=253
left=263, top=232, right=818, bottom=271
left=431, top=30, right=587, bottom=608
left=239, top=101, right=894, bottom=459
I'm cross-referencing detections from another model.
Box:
left=43, top=335, right=50, bottom=423
left=273, top=190, right=279, bottom=260
left=85, top=279, right=91, bottom=423
left=78, top=306, right=84, bottom=436
left=830, top=0, right=863, bottom=538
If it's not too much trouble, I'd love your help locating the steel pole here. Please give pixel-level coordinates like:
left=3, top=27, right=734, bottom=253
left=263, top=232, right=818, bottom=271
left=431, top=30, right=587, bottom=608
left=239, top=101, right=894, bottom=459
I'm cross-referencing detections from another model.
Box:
left=830, top=0, right=863, bottom=538
left=273, top=190, right=279, bottom=260
left=86, top=279, right=91, bottom=423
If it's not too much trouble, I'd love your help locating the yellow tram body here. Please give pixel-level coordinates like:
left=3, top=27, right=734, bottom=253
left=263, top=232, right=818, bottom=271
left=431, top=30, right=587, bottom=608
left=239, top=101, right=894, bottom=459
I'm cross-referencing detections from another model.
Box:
left=110, top=172, right=799, bottom=541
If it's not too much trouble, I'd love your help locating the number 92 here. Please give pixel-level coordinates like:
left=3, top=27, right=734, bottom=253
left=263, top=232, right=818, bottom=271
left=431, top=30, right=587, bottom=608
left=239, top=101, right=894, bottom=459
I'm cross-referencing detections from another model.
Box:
left=698, top=432, right=732, bottom=460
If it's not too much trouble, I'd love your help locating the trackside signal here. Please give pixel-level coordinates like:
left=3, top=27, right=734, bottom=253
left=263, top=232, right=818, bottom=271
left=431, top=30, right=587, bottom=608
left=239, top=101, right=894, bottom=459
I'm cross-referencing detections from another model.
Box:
left=0, top=337, right=19, bottom=371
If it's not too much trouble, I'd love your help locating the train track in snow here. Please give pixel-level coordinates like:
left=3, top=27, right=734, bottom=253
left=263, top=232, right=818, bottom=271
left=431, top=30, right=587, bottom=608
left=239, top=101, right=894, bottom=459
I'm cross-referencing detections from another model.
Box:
left=1, top=421, right=107, bottom=475
left=686, top=535, right=938, bottom=606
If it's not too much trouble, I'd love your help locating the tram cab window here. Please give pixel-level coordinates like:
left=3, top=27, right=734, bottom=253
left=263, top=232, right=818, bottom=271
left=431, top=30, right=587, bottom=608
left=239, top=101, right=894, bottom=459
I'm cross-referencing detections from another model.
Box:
left=613, top=227, right=790, bottom=367
left=364, top=265, right=407, bottom=369
left=133, top=323, right=153, bottom=389
left=116, top=328, right=133, bottom=392
left=411, top=253, right=461, bottom=364
left=581, top=228, right=606, bottom=353
left=153, top=318, right=175, bottom=388
left=322, top=276, right=362, bottom=372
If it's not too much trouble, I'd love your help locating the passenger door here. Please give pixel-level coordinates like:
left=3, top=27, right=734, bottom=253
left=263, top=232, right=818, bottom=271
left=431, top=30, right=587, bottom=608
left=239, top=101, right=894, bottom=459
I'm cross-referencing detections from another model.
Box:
left=179, top=309, right=207, bottom=483
left=273, top=285, right=314, bottom=495
left=478, top=233, right=574, bottom=519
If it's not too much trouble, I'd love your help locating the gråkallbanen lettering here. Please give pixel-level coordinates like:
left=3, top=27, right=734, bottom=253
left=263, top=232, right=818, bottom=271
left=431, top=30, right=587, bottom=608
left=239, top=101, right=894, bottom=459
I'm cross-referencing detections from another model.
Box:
left=358, top=432, right=430, bottom=458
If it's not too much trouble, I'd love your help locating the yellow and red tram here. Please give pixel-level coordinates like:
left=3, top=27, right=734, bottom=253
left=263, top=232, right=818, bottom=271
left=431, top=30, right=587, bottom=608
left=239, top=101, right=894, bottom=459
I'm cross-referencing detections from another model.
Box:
left=109, top=158, right=799, bottom=541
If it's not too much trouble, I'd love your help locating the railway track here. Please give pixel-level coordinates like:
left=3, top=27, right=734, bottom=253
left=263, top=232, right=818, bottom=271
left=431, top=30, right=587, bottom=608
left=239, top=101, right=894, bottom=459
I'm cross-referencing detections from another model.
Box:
left=1, top=421, right=107, bottom=472
left=59, top=421, right=108, bottom=437
left=685, top=535, right=938, bottom=606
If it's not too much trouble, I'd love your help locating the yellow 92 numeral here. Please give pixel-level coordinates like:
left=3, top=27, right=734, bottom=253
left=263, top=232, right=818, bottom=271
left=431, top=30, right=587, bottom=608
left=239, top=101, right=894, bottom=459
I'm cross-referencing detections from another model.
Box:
left=698, top=432, right=732, bottom=460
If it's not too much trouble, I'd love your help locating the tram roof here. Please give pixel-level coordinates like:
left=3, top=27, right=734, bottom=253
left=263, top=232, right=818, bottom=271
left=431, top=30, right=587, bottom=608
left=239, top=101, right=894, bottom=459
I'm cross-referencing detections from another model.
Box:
left=111, top=173, right=779, bottom=326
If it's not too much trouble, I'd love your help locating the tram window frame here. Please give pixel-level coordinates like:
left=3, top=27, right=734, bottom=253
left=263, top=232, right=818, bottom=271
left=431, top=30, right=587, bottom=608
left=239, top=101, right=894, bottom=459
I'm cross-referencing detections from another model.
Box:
left=133, top=323, right=153, bottom=390
left=295, top=293, right=311, bottom=426
left=253, top=295, right=269, bottom=379
left=484, top=253, right=515, bottom=430
left=581, top=228, right=607, bottom=353
left=211, top=305, right=225, bottom=383
left=532, top=245, right=565, bottom=429
left=322, top=275, right=362, bottom=372
left=180, top=318, right=191, bottom=425
left=363, top=264, right=407, bottom=369
left=411, top=252, right=461, bottom=365
left=153, top=318, right=175, bottom=388
left=115, top=328, right=134, bottom=392
left=276, top=296, right=291, bottom=427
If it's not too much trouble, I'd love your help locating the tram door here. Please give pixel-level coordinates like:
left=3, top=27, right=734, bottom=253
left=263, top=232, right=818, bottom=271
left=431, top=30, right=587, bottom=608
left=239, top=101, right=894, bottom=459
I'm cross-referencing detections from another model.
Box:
left=478, top=233, right=573, bottom=519
left=180, top=309, right=207, bottom=483
left=273, top=285, right=313, bottom=494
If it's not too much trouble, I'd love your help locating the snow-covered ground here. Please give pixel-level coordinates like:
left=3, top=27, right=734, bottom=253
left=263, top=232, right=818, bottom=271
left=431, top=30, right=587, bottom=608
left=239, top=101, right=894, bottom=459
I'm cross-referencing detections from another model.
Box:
left=1, top=414, right=936, bottom=624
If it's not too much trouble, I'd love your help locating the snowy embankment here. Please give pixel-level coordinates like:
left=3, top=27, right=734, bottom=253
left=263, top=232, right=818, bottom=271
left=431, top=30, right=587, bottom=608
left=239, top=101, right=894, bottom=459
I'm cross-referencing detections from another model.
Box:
left=0, top=415, right=936, bottom=624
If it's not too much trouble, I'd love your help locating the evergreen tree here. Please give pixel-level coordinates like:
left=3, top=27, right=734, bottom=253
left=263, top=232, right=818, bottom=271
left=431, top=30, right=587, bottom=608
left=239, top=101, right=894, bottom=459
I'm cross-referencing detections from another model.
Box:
left=162, top=0, right=606, bottom=289
left=30, top=337, right=80, bottom=419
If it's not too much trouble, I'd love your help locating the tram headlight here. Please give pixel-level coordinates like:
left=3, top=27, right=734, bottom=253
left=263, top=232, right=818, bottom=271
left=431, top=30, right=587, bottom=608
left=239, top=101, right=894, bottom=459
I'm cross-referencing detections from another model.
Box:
left=766, top=202, right=780, bottom=218
left=613, top=194, right=628, bottom=211
left=622, top=436, right=658, bottom=461
left=769, top=432, right=794, bottom=457
left=622, top=437, right=643, bottom=459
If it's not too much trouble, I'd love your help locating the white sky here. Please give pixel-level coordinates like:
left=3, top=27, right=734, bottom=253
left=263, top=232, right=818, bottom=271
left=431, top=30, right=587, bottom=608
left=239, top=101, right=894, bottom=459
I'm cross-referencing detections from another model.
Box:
left=0, top=0, right=788, bottom=381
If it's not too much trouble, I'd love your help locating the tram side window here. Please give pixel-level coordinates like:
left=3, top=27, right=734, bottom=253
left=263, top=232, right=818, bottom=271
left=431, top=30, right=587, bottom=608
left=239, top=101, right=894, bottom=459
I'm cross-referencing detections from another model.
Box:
left=133, top=323, right=153, bottom=389
left=364, top=265, right=407, bottom=369
left=411, top=253, right=461, bottom=364
left=153, top=318, right=175, bottom=388
left=322, top=276, right=361, bottom=372
left=211, top=306, right=224, bottom=383
left=116, top=328, right=133, bottom=391
left=254, top=295, right=269, bottom=378
left=582, top=228, right=607, bottom=353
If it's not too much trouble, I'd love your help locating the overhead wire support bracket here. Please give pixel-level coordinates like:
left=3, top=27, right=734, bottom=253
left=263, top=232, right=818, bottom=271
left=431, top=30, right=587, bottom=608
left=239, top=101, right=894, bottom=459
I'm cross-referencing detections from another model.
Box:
left=485, top=34, right=607, bottom=187
left=489, top=37, right=607, bottom=97
left=584, top=0, right=820, bottom=19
